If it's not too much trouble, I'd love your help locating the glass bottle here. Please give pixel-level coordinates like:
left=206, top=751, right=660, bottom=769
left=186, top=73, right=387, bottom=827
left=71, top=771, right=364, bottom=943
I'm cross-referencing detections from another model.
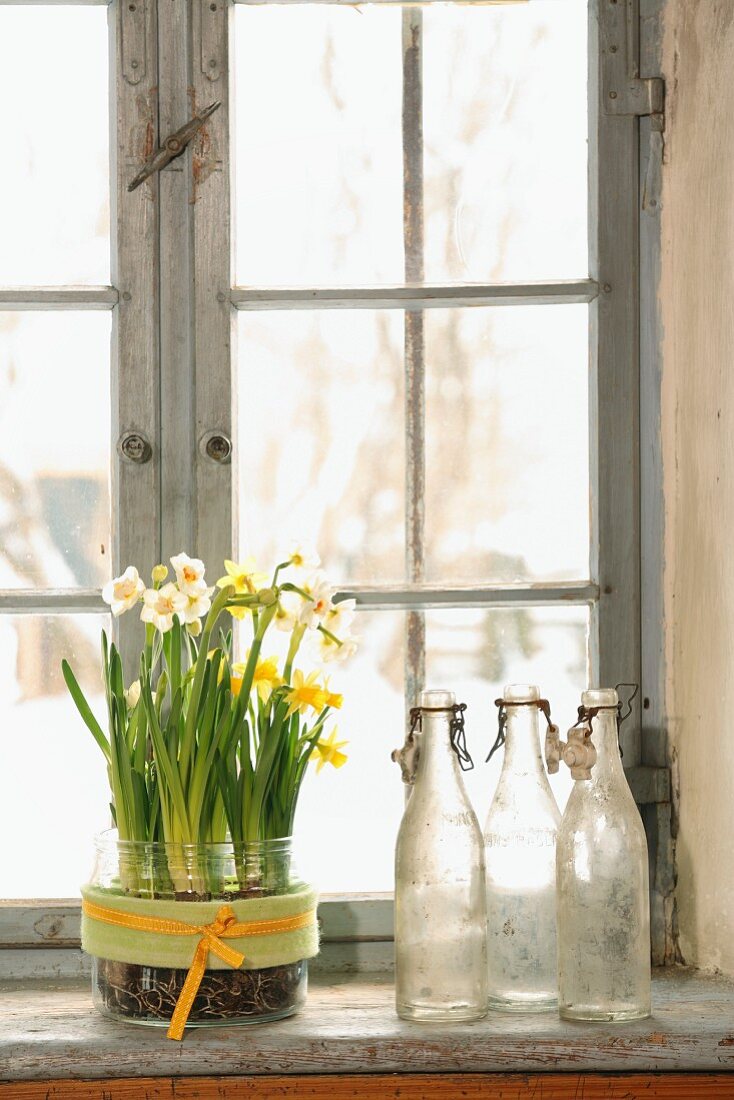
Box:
left=393, top=690, right=487, bottom=1022
left=483, top=683, right=561, bottom=1012
left=556, top=688, right=651, bottom=1021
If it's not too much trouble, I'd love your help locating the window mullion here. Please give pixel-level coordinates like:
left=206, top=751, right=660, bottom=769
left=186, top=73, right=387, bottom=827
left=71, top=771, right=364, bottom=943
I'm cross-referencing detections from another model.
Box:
left=111, top=0, right=161, bottom=670
left=403, top=7, right=425, bottom=709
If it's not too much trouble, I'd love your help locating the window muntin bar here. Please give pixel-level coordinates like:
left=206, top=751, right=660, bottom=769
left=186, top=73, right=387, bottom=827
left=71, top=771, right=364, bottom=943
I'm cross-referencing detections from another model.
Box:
left=231, top=281, right=599, bottom=310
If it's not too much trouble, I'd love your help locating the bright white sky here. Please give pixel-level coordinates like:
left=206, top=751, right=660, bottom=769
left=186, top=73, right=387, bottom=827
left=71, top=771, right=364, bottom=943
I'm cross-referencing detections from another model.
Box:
left=0, top=0, right=589, bottom=897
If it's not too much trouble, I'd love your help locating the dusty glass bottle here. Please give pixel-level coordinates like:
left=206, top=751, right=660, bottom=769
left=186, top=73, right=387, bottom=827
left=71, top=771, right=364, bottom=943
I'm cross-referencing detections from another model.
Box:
left=556, top=688, right=651, bottom=1021
left=393, top=690, right=487, bottom=1022
left=483, top=683, right=561, bottom=1012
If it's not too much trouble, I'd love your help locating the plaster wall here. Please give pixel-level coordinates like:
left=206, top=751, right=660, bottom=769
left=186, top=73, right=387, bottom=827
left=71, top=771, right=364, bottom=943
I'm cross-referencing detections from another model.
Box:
left=661, top=0, right=734, bottom=971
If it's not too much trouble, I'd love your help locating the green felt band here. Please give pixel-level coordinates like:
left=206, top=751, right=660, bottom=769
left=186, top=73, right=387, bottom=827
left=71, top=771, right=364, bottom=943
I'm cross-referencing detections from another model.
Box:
left=81, top=884, right=319, bottom=970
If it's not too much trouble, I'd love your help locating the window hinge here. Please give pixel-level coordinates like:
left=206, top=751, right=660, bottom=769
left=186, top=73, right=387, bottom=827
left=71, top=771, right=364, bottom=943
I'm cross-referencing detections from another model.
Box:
left=121, top=0, right=147, bottom=87
left=601, top=0, right=665, bottom=129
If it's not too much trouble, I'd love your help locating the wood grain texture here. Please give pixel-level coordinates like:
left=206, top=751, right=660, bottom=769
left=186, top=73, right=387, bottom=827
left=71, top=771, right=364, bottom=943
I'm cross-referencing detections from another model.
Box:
left=2, top=970, right=734, bottom=1082
left=1, top=1075, right=734, bottom=1099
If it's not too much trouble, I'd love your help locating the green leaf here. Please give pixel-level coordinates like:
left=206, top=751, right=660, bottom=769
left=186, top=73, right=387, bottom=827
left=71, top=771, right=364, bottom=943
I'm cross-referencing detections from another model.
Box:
left=61, top=660, right=111, bottom=762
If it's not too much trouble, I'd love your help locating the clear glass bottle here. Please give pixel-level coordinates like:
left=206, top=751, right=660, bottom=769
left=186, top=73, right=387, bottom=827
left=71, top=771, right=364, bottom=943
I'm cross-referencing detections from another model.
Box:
left=556, top=688, right=651, bottom=1021
left=394, top=690, right=487, bottom=1022
left=483, top=683, right=561, bottom=1012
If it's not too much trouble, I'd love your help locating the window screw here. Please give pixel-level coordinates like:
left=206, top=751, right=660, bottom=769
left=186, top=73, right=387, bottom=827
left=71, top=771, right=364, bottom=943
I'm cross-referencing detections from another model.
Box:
left=131, top=60, right=139, bottom=70
left=209, top=58, right=217, bottom=68
left=202, top=432, right=232, bottom=465
left=210, top=3, right=217, bottom=9
left=609, top=91, right=618, bottom=100
left=604, top=584, right=613, bottom=595
left=216, top=291, right=226, bottom=303
left=129, top=4, right=136, bottom=11
left=610, top=45, right=618, bottom=53
left=122, top=291, right=132, bottom=302
left=119, top=432, right=152, bottom=465
left=603, top=283, right=612, bottom=293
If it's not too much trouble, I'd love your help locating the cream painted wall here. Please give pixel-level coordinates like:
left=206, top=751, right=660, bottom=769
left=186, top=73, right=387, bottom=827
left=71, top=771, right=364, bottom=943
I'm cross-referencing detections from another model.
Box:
left=661, top=0, right=734, bottom=972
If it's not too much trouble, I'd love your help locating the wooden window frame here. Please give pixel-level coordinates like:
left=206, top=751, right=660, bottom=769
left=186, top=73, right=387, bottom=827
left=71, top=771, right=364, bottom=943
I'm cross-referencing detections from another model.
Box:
left=0, top=0, right=665, bottom=963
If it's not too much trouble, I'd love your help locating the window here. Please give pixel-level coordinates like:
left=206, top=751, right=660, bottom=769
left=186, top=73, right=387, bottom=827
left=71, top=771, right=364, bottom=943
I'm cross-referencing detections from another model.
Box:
left=0, top=0, right=644, bottom=905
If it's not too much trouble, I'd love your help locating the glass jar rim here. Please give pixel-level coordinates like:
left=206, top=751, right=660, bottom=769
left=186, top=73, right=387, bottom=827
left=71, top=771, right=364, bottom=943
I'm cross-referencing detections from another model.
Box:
left=94, top=828, right=293, bottom=854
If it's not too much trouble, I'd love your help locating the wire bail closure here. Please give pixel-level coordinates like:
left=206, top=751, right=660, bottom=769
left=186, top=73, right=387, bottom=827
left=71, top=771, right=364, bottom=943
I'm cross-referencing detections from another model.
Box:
left=488, top=697, right=558, bottom=765
left=392, top=701, right=472, bottom=784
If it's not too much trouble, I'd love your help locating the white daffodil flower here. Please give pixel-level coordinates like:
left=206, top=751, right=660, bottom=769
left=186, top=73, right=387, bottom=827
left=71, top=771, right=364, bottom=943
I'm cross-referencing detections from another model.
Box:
left=180, top=586, right=215, bottom=625
left=314, top=630, right=359, bottom=665
left=124, top=680, right=141, bottom=709
left=102, top=566, right=145, bottom=618
left=275, top=591, right=301, bottom=632
left=170, top=552, right=208, bottom=595
left=287, top=541, right=321, bottom=572
left=298, top=572, right=335, bottom=629
left=140, top=583, right=188, bottom=633
left=324, top=598, right=356, bottom=638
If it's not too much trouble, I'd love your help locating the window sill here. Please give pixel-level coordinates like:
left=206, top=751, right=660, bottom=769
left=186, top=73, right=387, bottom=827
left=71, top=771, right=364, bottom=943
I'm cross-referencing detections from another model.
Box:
left=1, top=967, right=733, bottom=1081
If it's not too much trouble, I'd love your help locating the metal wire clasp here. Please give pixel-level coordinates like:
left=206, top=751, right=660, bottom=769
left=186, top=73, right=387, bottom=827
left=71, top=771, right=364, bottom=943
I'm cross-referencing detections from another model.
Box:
left=488, top=697, right=558, bottom=765
left=392, top=702, right=472, bottom=784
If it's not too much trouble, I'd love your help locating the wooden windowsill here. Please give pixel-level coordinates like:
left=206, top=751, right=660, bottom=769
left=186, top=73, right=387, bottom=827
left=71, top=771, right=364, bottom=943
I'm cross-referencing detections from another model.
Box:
left=1, top=967, right=733, bottom=1082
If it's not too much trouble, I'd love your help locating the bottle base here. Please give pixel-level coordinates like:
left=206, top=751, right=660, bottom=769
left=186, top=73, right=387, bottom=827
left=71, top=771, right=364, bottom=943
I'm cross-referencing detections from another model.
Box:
left=397, top=1002, right=488, bottom=1023
left=489, top=994, right=557, bottom=1014
left=559, top=1004, right=651, bottom=1023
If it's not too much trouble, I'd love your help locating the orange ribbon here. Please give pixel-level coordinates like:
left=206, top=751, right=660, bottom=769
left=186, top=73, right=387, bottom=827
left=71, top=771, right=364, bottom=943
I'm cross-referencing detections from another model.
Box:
left=82, top=896, right=315, bottom=1040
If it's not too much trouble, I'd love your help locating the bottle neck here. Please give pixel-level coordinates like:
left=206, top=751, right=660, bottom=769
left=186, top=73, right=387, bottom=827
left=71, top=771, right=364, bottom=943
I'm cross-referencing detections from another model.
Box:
left=588, top=709, right=626, bottom=784
left=500, top=705, right=545, bottom=777
left=416, top=710, right=460, bottom=786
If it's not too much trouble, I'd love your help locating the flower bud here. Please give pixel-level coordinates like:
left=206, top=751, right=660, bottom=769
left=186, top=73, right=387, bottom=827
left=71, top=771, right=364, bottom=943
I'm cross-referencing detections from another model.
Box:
left=187, top=618, right=202, bottom=637
left=124, top=680, right=141, bottom=709
left=257, top=587, right=278, bottom=607
left=152, top=563, right=168, bottom=584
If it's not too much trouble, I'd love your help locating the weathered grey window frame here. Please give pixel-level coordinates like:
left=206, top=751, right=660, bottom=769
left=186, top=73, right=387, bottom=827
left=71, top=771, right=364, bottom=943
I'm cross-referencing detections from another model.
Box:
left=0, top=0, right=670, bottom=965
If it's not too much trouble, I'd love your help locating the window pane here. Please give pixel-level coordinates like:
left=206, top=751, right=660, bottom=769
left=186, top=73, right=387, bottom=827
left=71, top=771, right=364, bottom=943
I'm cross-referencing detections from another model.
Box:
left=295, top=603, right=588, bottom=894
left=235, top=5, right=403, bottom=287
left=0, top=8, right=110, bottom=285
left=423, top=0, right=588, bottom=283
left=0, top=614, right=110, bottom=899
left=0, top=313, right=111, bottom=588
left=234, top=1, right=586, bottom=287
left=237, top=310, right=405, bottom=584
left=425, top=305, right=590, bottom=584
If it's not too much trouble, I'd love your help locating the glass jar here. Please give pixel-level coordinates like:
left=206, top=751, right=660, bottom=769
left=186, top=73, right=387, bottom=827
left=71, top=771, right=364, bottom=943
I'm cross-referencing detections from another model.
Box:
left=556, top=689, right=651, bottom=1021
left=87, top=830, right=308, bottom=1027
left=394, top=690, right=488, bottom=1022
left=483, top=684, right=561, bottom=1012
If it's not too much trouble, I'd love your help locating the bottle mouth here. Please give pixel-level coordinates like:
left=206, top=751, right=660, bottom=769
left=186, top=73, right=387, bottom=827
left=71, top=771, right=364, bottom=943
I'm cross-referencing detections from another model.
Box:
left=581, top=687, right=618, bottom=708
left=419, top=689, right=456, bottom=709
left=503, top=682, right=540, bottom=704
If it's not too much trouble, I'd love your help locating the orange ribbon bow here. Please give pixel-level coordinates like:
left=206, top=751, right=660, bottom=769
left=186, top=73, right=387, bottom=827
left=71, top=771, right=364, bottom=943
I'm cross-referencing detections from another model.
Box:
left=82, top=896, right=314, bottom=1040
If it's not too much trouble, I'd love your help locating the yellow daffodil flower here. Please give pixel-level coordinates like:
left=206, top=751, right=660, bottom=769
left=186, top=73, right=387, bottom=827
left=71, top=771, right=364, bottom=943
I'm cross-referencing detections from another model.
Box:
left=216, top=558, right=269, bottom=619
left=312, top=728, right=348, bottom=774
left=231, top=655, right=282, bottom=701
left=284, top=670, right=328, bottom=717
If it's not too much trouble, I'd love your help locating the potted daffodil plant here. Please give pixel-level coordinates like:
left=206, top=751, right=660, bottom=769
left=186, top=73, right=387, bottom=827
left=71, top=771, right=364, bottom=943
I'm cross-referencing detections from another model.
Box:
left=63, top=547, right=357, bottom=1038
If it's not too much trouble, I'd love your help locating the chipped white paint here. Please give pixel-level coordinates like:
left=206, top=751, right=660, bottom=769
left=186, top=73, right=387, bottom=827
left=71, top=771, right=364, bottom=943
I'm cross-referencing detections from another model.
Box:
left=661, top=0, right=734, bottom=975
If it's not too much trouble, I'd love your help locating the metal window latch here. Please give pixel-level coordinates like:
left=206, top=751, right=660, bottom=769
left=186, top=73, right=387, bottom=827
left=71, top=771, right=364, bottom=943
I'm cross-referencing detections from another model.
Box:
left=128, top=101, right=221, bottom=192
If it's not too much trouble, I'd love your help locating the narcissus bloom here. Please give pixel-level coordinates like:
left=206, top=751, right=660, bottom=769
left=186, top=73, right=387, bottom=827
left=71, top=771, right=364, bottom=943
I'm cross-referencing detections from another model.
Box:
left=288, top=542, right=320, bottom=572
left=298, top=572, right=335, bottom=629
left=102, top=566, right=145, bottom=618
left=312, top=728, right=348, bottom=773
left=171, top=553, right=208, bottom=595
left=314, top=630, right=358, bottom=666
left=216, top=558, right=269, bottom=619
left=284, top=669, right=328, bottom=717
left=140, top=583, right=188, bottom=633
left=180, top=586, right=215, bottom=625
left=231, top=655, right=282, bottom=701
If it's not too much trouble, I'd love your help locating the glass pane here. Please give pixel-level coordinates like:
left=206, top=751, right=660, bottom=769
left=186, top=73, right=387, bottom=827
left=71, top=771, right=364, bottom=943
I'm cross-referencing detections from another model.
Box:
left=423, top=0, right=588, bottom=283
left=295, top=603, right=588, bottom=894
left=0, top=614, right=110, bottom=899
left=294, top=610, right=405, bottom=894
left=425, top=305, right=590, bottom=584
left=0, top=8, right=110, bottom=285
left=237, top=310, right=404, bottom=584
left=234, top=5, right=403, bottom=286
left=234, top=1, right=586, bottom=287
left=425, top=604, right=589, bottom=835
left=0, top=313, right=111, bottom=588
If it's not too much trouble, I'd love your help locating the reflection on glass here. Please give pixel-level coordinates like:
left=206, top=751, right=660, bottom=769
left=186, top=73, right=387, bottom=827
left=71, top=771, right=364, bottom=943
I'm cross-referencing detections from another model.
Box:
left=293, top=610, right=405, bottom=894
left=235, top=5, right=403, bottom=286
left=422, top=0, right=588, bottom=283
left=0, top=313, right=111, bottom=588
left=0, top=8, right=110, bottom=285
left=425, top=604, right=589, bottom=831
left=425, top=305, right=590, bottom=584
left=234, top=1, right=587, bottom=287
left=237, top=310, right=404, bottom=584
left=0, top=615, right=110, bottom=899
